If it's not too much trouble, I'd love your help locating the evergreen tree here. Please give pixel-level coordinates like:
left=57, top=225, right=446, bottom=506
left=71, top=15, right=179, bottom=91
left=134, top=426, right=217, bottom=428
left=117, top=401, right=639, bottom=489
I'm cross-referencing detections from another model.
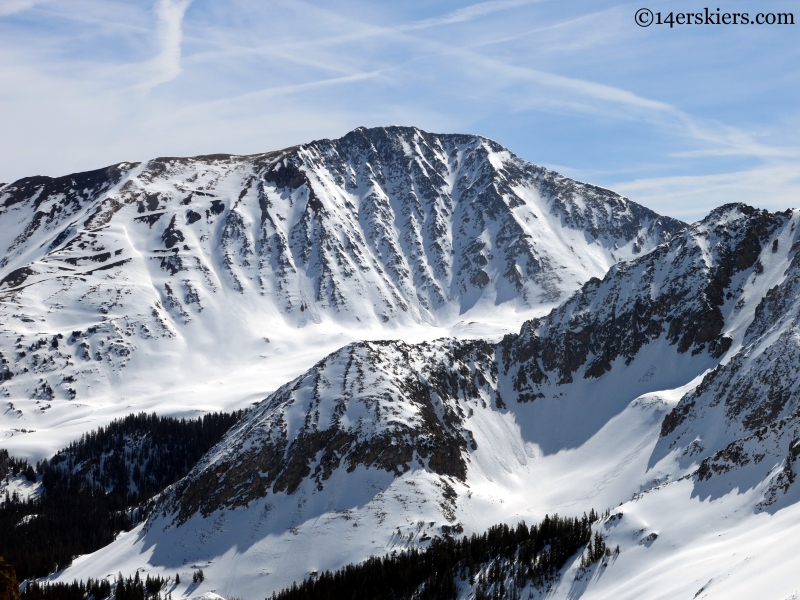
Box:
left=268, top=512, right=599, bottom=600
left=1, top=410, right=245, bottom=580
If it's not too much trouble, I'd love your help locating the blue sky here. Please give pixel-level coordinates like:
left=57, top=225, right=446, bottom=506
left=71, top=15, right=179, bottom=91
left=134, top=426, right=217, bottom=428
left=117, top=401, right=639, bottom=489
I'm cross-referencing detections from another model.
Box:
left=0, top=0, right=798, bottom=221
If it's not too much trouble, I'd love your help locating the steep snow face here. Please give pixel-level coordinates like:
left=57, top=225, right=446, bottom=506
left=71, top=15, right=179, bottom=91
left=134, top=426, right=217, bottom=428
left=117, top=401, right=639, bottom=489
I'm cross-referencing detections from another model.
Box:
left=58, top=204, right=800, bottom=598
left=0, top=126, right=682, bottom=456
left=162, top=338, right=498, bottom=524
left=657, top=207, right=800, bottom=513
left=500, top=203, right=781, bottom=402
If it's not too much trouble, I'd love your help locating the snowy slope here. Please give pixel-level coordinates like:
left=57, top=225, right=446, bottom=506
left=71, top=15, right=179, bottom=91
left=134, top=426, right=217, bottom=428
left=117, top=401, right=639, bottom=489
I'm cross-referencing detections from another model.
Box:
left=55, top=204, right=800, bottom=598
left=0, top=126, right=682, bottom=458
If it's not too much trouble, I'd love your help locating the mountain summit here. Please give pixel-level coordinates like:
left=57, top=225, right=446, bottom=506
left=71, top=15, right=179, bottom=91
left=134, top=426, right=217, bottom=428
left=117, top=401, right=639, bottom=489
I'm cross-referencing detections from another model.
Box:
left=0, top=126, right=682, bottom=455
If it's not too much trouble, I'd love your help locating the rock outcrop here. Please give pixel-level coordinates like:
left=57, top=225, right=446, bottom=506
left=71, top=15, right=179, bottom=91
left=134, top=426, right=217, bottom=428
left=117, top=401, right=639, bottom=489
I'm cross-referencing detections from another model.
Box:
left=0, top=557, right=20, bottom=600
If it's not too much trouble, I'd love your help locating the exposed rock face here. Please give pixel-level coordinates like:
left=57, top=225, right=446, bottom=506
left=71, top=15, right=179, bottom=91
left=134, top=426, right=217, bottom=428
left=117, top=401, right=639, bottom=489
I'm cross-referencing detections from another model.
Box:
left=162, top=203, right=800, bottom=522
left=167, top=338, right=497, bottom=523
left=657, top=208, right=800, bottom=509
left=501, top=204, right=777, bottom=399
left=0, top=557, right=20, bottom=600
left=0, top=126, right=683, bottom=406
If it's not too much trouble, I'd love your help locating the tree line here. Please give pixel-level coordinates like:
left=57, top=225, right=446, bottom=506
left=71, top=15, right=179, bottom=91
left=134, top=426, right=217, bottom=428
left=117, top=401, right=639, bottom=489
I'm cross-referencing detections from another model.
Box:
left=13, top=510, right=611, bottom=600
left=270, top=510, right=608, bottom=600
left=1, top=410, right=245, bottom=581
left=21, top=573, right=170, bottom=600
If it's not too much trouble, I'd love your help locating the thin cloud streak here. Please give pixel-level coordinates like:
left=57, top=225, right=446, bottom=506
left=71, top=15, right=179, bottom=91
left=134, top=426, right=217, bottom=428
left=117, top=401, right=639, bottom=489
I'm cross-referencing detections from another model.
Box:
left=227, top=1, right=786, bottom=166
left=401, top=0, right=547, bottom=31
left=0, top=0, right=798, bottom=220
left=615, top=164, right=800, bottom=222
left=402, top=33, right=795, bottom=164
left=188, top=4, right=678, bottom=118
left=194, top=70, right=385, bottom=109
left=0, top=0, right=44, bottom=16
left=670, top=144, right=800, bottom=160
left=140, top=0, right=193, bottom=88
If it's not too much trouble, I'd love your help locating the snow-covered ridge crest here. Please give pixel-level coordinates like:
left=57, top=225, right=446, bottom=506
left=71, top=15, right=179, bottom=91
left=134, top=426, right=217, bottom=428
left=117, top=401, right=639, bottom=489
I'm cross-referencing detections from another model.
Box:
left=501, top=202, right=781, bottom=398
left=162, top=338, right=497, bottom=524
left=0, top=126, right=682, bottom=318
left=0, top=126, right=682, bottom=430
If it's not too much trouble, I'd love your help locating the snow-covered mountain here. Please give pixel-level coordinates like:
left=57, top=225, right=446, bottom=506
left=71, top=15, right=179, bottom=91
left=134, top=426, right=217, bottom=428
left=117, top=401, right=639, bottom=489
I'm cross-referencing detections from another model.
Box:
left=57, top=204, right=800, bottom=599
left=0, top=126, right=682, bottom=457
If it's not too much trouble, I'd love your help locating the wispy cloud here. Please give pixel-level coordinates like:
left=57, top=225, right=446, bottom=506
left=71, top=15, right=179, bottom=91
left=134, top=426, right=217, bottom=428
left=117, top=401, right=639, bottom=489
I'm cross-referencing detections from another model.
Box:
left=401, top=0, right=546, bottom=30
left=140, top=0, right=193, bottom=88
left=219, top=2, right=789, bottom=167
left=398, top=29, right=799, bottom=164
left=196, top=70, right=385, bottom=108
left=186, top=3, right=679, bottom=119
left=0, top=0, right=45, bottom=17
left=0, top=0, right=798, bottom=222
left=614, top=163, right=800, bottom=222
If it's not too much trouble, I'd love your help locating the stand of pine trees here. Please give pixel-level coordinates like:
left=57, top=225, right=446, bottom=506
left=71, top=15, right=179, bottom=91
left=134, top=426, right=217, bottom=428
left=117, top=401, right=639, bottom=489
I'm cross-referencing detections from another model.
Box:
left=1, top=410, right=245, bottom=581
left=270, top=511, right=605, bottom=600
left=577, top=530, right=612, bottom=571
left=0, top=450, right=36, bottom=483
left=21, top=573, right=168, bottom=600
left=21, top=577, right=112, bottom=600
